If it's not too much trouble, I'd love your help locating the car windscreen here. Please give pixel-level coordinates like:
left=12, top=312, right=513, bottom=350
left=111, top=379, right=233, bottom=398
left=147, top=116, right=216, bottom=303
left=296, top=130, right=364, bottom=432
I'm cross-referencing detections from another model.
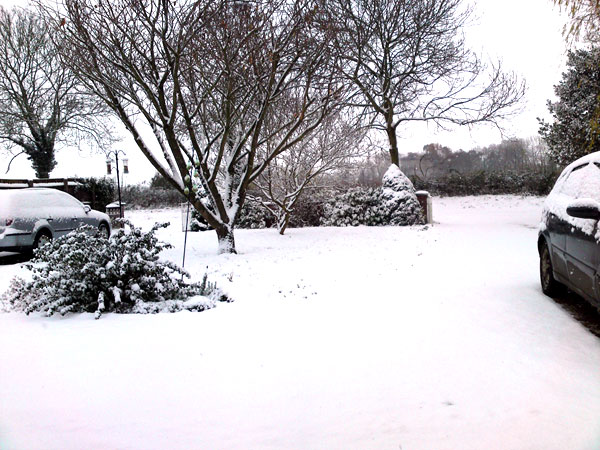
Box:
left=560, top=163, right=600, bottom=202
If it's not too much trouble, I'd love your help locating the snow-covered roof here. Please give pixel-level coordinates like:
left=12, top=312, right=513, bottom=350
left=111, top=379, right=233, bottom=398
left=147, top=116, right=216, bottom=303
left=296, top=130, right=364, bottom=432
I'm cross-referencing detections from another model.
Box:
left=106, top=202, right=127, bottom=208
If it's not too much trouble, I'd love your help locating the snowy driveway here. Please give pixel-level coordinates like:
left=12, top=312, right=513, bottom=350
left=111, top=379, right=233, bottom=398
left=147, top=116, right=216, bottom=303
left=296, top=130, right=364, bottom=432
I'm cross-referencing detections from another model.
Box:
left=1, top=195, right=599, bottom=449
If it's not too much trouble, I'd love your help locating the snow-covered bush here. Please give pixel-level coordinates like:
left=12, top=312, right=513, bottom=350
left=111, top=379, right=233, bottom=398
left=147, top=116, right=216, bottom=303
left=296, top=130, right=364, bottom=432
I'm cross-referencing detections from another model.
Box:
left=287, top=195, right=327, bottom=228
left=2, top=222, right=228, bottom=318
left=380, top=164, right=424, bottom=225
left=235, top=197, right=273, bottom=229
left=322, top=165, right=424, bottom=227
left=190, top=196, right=272, bottom=231
left=321, top=187, right=386, bottom=226
left=190, top=207, right=213, bottom=232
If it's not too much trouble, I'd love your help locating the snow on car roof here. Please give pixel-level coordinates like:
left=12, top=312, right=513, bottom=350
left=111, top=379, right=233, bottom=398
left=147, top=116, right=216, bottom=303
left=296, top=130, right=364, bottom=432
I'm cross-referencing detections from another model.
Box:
left=0, top=188, right=76, bottom=218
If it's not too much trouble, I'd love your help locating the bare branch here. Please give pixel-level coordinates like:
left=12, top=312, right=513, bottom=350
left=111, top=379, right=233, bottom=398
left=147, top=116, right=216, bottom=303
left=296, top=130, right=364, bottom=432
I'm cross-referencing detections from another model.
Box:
left=328, top=0, right=526, bottom=165
left=0, top=5, right=114, bottom=178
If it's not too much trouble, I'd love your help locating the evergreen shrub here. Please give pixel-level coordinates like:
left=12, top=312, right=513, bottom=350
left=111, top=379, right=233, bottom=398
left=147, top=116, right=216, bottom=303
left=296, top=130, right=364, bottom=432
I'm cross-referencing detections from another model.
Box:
left=1, top=222, right=228, bottom=318
left=190, top=196, right=273, bottom=231
left=322, top=165, right=424, bottom=227
left=287, top=195, right=327, bottom=228
left=73, top=177, right=115, bottom=212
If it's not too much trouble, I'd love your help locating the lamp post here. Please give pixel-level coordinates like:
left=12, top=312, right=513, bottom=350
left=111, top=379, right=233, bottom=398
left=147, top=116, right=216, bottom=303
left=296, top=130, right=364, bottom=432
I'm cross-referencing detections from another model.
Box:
left=106, top=150, right=128, bottom=219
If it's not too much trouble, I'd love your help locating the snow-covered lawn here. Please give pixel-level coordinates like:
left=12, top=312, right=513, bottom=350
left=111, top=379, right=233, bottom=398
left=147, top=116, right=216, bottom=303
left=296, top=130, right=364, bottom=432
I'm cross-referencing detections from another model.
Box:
left=1, top=195, right=599, bottom=450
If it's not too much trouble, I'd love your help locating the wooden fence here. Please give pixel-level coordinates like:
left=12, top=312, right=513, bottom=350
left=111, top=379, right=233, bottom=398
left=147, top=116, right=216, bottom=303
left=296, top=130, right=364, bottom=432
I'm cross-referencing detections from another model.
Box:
left=0, top=178, right=81, bottom=193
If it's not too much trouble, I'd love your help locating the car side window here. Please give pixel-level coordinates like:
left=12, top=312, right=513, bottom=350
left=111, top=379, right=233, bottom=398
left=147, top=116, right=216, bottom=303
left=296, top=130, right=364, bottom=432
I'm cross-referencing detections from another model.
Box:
left=39, top=192, right=65, bottom=208
left=36, top=192, right=84, bottom=212
left=559, top=163, right=600, bottom=202
left=57, top=193, right=84, bottom=209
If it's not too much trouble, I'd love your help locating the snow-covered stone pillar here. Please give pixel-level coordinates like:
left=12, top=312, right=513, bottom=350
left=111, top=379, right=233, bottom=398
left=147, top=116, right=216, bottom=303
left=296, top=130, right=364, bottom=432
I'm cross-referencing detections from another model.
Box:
left=415, top=191, right=433, bottom=224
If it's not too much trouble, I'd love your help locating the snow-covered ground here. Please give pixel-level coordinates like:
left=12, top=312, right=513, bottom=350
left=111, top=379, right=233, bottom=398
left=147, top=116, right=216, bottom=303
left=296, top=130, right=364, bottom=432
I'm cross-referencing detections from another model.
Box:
left=1, top=195, right=599, bottom=450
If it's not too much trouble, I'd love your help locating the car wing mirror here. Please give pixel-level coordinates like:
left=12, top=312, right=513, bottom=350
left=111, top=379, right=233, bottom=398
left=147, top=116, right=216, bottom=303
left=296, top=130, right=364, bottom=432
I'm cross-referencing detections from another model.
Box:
left=566, top=199, right=600, bottom=220
left=83, top=205, right=91, bottom=213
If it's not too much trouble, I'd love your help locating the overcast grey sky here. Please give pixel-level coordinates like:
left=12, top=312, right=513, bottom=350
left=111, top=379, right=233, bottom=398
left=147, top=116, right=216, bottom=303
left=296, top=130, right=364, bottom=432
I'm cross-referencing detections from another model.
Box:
left=0, top=0, right=571, bottom=182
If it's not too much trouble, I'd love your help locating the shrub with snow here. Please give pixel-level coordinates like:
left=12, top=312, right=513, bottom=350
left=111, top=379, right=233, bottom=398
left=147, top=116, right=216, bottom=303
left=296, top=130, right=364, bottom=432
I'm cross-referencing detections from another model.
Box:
left=287, top=195, right=327, bottom=228
left=190, top=196, right=272, bottom=231
left=321, top=187, right=386, bottom=226
left=322, top=165, right=424, bottom=227
left=380, top=164, right=424, bottom=225
left=234, top=197, right=272, bottom=229
left=2, top=222, right=228, bottom=319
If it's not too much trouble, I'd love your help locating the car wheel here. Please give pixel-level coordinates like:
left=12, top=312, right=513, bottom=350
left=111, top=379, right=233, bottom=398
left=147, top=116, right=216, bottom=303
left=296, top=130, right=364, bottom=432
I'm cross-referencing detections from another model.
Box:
left=98, top=223, right=110, bottom=238
left=33, top=231, right=52, bottom=250
left=540, top=240, right=562, bottom=297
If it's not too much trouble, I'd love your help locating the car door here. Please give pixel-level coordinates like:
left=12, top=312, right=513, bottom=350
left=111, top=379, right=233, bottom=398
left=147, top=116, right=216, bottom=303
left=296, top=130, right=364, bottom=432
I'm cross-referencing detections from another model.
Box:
left=43, top=191, right=79, bottom=237
left=562, top=163, right=600, bottom=303
left=544, top=165, right=587, bottom=283
left=546, top=209, right=570, bottom=282
left=56, top=192, right=89, bottom=232
left=566, top=222, right=600, bottom=302
left=36, top=190, right=64, bottom=235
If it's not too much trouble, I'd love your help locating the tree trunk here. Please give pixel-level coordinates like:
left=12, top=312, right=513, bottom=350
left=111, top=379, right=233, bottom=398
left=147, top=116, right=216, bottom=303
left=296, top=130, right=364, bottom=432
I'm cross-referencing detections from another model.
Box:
left=215, top=225, right=237, bottom=254
left=386, top=125, right=399, bottom=167
left=277, top=211, right=290, bottom=235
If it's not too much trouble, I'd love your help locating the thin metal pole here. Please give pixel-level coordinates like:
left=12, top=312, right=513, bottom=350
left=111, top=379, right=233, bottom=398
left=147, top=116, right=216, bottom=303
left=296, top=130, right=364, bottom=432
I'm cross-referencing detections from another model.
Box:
left=115, top=154, right=123, bottom=219
left=181, top=164, right=193, bottom=277
left=182, top=200, right=191, bottom=275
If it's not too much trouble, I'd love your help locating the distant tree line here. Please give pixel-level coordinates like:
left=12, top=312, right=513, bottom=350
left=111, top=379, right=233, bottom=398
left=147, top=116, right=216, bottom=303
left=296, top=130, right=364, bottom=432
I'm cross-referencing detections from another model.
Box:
left=351, top=138, right=560, bottom=196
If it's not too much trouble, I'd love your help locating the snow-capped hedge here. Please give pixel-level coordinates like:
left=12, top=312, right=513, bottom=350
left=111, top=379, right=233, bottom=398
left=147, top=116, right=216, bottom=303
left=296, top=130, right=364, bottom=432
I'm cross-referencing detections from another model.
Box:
left=322, top=165, right=424, bottom=227
left=2, top=222, right=228, bottom=319
left=411, top=170, right=559, bottom=196
left=190, top=196, right=273, bottom=231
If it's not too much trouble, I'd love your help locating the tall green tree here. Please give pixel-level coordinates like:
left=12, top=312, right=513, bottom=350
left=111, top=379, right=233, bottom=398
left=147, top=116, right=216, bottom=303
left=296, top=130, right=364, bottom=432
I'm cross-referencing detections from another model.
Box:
left=0, top=7, right=110, bottom=178
left=538, top=48, right=600, bottom=165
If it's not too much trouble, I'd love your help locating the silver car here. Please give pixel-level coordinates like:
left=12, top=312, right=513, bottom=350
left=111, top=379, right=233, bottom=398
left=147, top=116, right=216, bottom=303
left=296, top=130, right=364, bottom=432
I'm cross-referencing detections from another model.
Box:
left=0, top=188, right=111, bottom=252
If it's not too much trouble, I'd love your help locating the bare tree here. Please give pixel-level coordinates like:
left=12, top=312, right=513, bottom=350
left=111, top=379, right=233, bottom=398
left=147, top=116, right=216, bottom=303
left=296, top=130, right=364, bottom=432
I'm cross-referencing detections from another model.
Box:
left=524, top=136, right=557, bottom=174
left=0, top=6, right=111, bottom=178
left=256, top=112, right=367, bottom=235
left=41, top=0, right=342, bottom=253
left=329, top=0, right=526, bottom=166
left=554, top=0, right=600, bottom=42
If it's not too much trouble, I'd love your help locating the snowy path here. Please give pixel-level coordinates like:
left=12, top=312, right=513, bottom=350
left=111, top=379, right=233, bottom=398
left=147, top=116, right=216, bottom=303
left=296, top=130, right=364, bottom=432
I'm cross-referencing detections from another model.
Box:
left=1, top=195, right=599, bottom=449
